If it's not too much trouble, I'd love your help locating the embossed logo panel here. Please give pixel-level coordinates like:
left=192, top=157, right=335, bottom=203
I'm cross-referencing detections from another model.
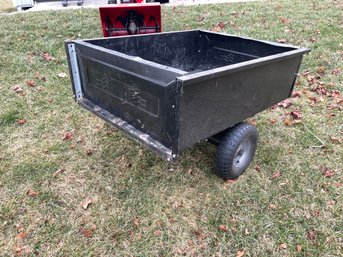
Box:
left=84, top=58, right=159, bottom=116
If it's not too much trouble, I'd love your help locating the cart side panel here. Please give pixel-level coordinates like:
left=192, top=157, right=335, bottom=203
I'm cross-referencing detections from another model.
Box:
left=70, top=42, right=177, bottom=149
left=178, top=56, right=303, bottom=151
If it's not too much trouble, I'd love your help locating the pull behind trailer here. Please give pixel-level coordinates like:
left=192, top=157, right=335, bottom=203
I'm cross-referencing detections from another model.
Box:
left=65, top=30, right=309, bottom=179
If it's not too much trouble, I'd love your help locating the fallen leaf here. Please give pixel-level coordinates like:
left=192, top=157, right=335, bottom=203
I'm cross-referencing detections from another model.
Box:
left=26, top=188, right=38, bottom=197
left=296, top=244, right=302, bottom=252
left=270, top=119, right=277, bottom=124
left=313, top=210, right=320, bottom=217
left=12, top=85, right=23, bottom=93
left=16, top=119, right=26, bottom=125
left=320, top=167, right=335, bottom=178
left=58, top=72, right=67, bottom=78
left=249, top=119, right=257, bottom=126
left=14, top=247, right=22, bottom=256
left=255, top=165, right=261, bottom=172
left=79, top=227, right=92, bottom=238
left=329, top=136, right=341, bottom=144
left=290, top=110, right=302, bottom=120
left=307, top=230, right=317, bottom=241
left=279, top=16, right=288, bottom=24
left=269, top=203, right=277, bottom=209
left=277, top=38, right=287, bottom=43
left=42, top=52, right=56, bottom=61
left=272, top=171, right=281, bottom=178
left=63, top=132, right=73, bottom=141
left=80, top=198, right=93, bottom=210
left=331, top=68, right=341, bottom=75
left=52, top=168, right=65, bottom=177
left=236, top=250, right=245, bottom=257
left=217, top=21, right=225, bottom=29
left=154, top=230, right=161, bottom=236
left=277, top=99, right=292, bottom=108
left=17, top=225, right=25, bottom=232
left=316, top=66, right=326, bottom=75
left=327, top=200, right=336, bottom=209
left=279, top=243, right=287, bottom=249
left=132, top=217, right=140, bottom=227
left=26, top=80, right=36, bottom=87
left=85, top=148, right=93, bottom=156
left=292, top=91, right=302, bottom=98
left=284, top=118, right=292, bottom=126
left=196, top=15, right=204, bottom=22
left=219, top=224, right=228, bottom=232
left=305, top=212, right=311, bottom=220
left=17, top=232, right=27, bottom=239
left=230, top=11, right=239, bottom=17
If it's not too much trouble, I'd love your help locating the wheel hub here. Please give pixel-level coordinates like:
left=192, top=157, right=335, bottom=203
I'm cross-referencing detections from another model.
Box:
left=233, top=137, right=251, bottom=169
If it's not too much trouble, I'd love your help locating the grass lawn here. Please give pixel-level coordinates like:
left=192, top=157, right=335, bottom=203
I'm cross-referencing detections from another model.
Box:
left=0, top=0, right=342, bottom=256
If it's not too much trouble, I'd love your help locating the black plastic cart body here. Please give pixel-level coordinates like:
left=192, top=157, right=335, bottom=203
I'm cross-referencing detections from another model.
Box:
left=65, top=30, right=309, bottom=179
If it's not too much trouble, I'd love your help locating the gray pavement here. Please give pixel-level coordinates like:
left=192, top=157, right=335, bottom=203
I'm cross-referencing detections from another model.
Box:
left=27, top=0, right=262, bottom=12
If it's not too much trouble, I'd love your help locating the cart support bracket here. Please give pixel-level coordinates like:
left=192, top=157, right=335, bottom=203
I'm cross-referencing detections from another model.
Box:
left=68, top=43, right=83, bottom=100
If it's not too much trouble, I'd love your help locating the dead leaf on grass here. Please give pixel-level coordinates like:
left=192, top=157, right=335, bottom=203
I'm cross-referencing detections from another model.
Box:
left=272, top=171, right=281, bottom=178
left=329, top=136, right=341, bottom=144
left=290, top=110, right=303, bottom=120
left=85, top=148, right=93, bottom=156
left=25, top=80, right=36, bottom=87
left=26, top=188, right=38, bottom=197
left=236, top=250, right=245, bottom=257
left=63, top=132, right=73, bottom=141
left=52, top=168, right=65, bottom=177
left=12, top=85, right=23, bottom=93
left=80, top=198, right=93, bottom=210
left=277, top=38, right=287, bottom=43
left=17, top=232, right=27, bottom=239
left=327, top=200, right=336, bottom=209
left=219, top=224, right=228, bottom=232
left=58, top=72, right=67, bottom=78
left=277, top=99, right=292, bottom=108
left=279, top=16, right=288, bottom=24
left=42, top=52, right=56, bottom=61
left=331, top=68, right=341, bottom=75
left=16, top=119, right=26, bottom=125
left=255, top=165, right=261, bottom=172
left=132, top=217, right=140, bottom=227
left=268, top=203, right=277, bottom=209
left=279, top=243, right=287, bottom=249
left=14, top=247, right=22, bottom=256
left=292, top=91, right=302, bottom=98
left=296, top=244, right=302, bottom=252
left=79, top=227, right=93, bottom=238
left=307, top=230, right=317, bottom=241
left=154, top=230, right=161, bottom=236
left=320, top=167, right=335, bottom=178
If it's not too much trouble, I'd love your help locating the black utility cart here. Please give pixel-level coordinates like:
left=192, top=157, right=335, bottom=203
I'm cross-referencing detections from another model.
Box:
left=65, top=30, right=309, bottom=179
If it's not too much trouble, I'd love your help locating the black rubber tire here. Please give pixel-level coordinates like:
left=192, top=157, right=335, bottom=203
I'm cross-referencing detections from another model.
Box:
left=215, top=122, right=258, bottom=180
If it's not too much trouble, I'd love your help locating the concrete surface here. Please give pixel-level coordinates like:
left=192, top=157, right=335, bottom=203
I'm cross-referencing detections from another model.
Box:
left=26, top=0, right=262, bottom=12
